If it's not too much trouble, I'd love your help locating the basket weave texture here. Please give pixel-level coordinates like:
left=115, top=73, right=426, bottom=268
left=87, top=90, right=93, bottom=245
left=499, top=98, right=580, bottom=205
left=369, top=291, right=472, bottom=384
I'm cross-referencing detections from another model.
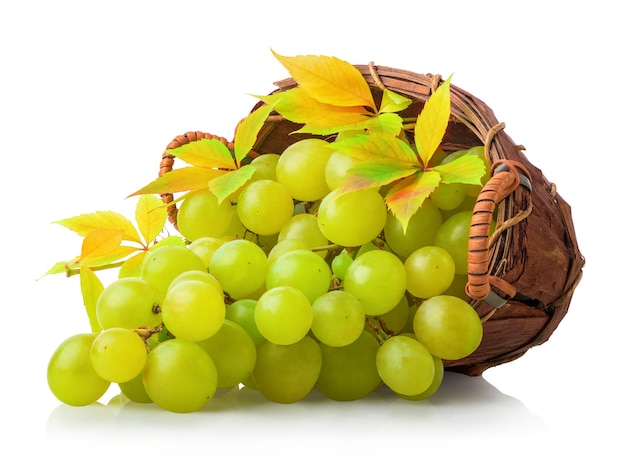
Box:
left=159, top=64, right=585, bottom=376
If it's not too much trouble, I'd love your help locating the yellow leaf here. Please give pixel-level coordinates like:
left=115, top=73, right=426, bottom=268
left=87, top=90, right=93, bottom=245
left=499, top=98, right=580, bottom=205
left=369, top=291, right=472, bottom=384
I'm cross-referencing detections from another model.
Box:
left=118, top=251, right=148, bottom=278
left=79, top=229, right=127, bottom=267
left=55, top=211, right=142, bottom=244
left=128, top=166, right=222, bottom=197
left=135, top=194, right=167, bottom=246
left=414, top=76, right=452, bottom=167
left=234, top=103, right=276, bottom=164
left=272, top=51, right=376, bottom=109
left=166, top=138, right=236, bottom=170
left=79, top=266, right=103, bottom=333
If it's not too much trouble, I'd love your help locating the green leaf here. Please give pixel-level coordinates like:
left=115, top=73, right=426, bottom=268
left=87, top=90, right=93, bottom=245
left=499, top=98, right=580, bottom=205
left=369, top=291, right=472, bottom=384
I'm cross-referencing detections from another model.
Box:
left=54, top=211, right=142, bottom=244
left=329, top=133, right=417, bottom=163
left=272, top=50, right=376, bottom=109
left=166, top=138, right=236, bottom=170
left=433, top=155, right=486, bottom=185
left=234, top=103, right=276, bottom=164
left=385, top=171, right=441, bottom=233
left=135, top=194, right=167, bottom=246
left=79, top=266, right=103, bottom=333
left=379, top=88, right=412, bottom=114
left=363, top=112, right=404, bottom=136
left=129, top=166, right=222, bottom=197
left=39, top=261, right=70, bottom=278
left=209, top=165, right=256, bottom=204
left=336, top=160, right=418, bottom=196
left=414, top=76, right=452, bottom=167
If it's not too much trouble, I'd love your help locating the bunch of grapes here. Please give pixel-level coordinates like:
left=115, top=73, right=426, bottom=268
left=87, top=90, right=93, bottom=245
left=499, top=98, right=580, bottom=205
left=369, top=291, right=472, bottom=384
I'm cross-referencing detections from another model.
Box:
left=47, top=135, right=492, bottom=413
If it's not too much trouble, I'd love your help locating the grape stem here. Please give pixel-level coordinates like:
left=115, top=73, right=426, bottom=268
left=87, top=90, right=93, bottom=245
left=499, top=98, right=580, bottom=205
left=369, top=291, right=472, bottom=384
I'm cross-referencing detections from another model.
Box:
left=65, top=261, right=125, bottom=277
left=366, top=316, right=393, bottom=344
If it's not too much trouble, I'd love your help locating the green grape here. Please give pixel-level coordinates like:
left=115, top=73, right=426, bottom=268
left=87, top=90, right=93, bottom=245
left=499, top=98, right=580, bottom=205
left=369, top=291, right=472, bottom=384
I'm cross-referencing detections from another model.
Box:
left=317, top=189, right=387, bottom=247
left=384, top=199, right=443, bottom=260
left=267, top=238, right=310, bottom=265
left=225, top=299, right=265, bottom=345
left=255, top=286, right=313, bottom=345
left=187, top=236, right=227, bottom=269
left=209, top=239, right=269, bottom=300
left=252, top=336, right=322, bottom=404
left=325, top=150, right=357, bottom=191
left=141, top=244, right=207, bottom=294
left=96, top=277, right=163, bottom=330
left=316, top=330, right=382, bottom=401
left=374, top=293, right=410, bottom=335
left=47, top=333, right=111, bottom=406
left=311, top=290, right=365, bottom=347
left=168, top=269, right=223, bottom=296
left=331, top=252, right=353, bottom=280
left=250, top=153, right=280, bottom=181
left=197, top=320, right=257, bottom=389
left=400, top=303, right=419, bottom=334
left=429, top=182, right=467, bottom=211
left=343, top=249, right=407, bottom=316
left=413, top=294, right=483, bottom=360
left=396, top=354, right=444, bottom=400
left=434, top=210, right=494, bottom=275
left=265, top=249, right=332, bottom=303
left=276, top=138, right=333, bottom=201
left=443, top=273, right=470, bottom=300
left=277, top=213, right=329, bottom=258
left=177, top=188, right=234, bottom=241
left=441, top=194, right=479, bottom=221
left=118, top=372, right=152, bottom=403
left=221, top=210, right=247, bottom=239
left=142, top=339, right=218, bottom=413
left=376, top=335, right=435, bottom=396
left=161, top=279, right=225, bottom=342
left=405, top=246, right=456, bottom=299
left=236, top=179, right=294, bottom=236
left=90, top=328, right=147, bottom=383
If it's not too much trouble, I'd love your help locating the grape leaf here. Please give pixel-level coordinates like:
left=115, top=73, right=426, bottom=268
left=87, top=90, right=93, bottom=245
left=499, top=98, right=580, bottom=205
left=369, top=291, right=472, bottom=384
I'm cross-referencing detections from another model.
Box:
left=135, top=194, right=167, bottom=246
left=234, top=103, right=277, bottom=164
left=379, top=88, right=413, bottom=114
left=79, top=229, right=123, bottom=263
left=272, top=51, right=376, bottom=109
left=414, top=76, right=452, bottom=167
left=329, top=133, right=416, bottom=163
left=209, top=165, right=256, bottom=204
left=336, top=160, right=418, bottom=196
left=362, top=112, right=404, bottom=136
left=118, top=250, right=148, bottom=278
left=385, top=171, right=441, bottom=233
left=433, top=154, right=486, bottom=185
left=166, top=138, right=236, bottom=170
left=79, top=266, right=103, bottom=333
left=55, top=210, right=142, bottom=244
left=129, top=166, right=221, bottom=197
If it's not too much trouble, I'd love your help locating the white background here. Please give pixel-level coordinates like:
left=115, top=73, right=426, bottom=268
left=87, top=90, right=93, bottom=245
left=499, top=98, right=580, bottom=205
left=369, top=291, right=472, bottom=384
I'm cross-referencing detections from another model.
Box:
left=1, top=1, right=621, bottom=465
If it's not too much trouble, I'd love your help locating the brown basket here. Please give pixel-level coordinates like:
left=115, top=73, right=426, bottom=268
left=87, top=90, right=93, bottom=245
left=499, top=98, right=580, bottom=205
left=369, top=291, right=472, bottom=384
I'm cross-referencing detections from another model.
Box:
left=158, top=63, right=584, bottom=377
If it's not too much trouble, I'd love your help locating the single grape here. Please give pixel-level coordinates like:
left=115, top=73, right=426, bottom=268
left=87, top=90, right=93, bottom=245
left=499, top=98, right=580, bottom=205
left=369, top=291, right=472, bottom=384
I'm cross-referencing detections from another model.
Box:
left=277, top=213, right=329, bottom=258
left=197, top=319, right=257, bottom=388
left=252, top=336, right=322, bottom=404
left=236, top=179, right=295, bottom=236
left=413, top=294, right=483, bottom=360
left=255, top=286, right=313, bottom=345
left=90, top=328, right=147, bottom=383
left=311, top=290, right=365, bottom=347
left=276, top=138, right=333, bottom=201
left=225, top=299, right=265, bottom=345
left=384, top=199, right=443, bottom=260
left=317, top=189, right=387, bottom=247
left=376, top=335, right=435, bottom=396
left=373, top=293, right=410, bottom=335
left=140, top=244, right=207, bottom=294
left=187, top=236, right=227, bottom=269
left=250, top=153, right=280, bottom=181
left=161, top=279, right=226, bottom=342
left=168, top=269, right=223, bottom=296
left=325, top=150, right=357, bottom=191
left=177, top=188, right=234, bottom=241
left=267, top=238, right=310, bottom=265
left=47, top=333, right=111, bottom=406
left=404, top=245, right=456, bottom=298
left=265, top=249, right=332, bottom=303
left=118, top=372, right=152, bottom=403
left=316, top=330, right=381, bottom=401
left=343, top=249, right=407, bottom=316
left=331, top=252, right=353, bottom=280
left=209, top=239, right=269, bottom=299
left=142, top=339, right=218, bottom=413
left=429, top=182, right=467, bottom=211
left=395, top=353, right=444, bottom=400
left=96, top=277, right=162, bottom=330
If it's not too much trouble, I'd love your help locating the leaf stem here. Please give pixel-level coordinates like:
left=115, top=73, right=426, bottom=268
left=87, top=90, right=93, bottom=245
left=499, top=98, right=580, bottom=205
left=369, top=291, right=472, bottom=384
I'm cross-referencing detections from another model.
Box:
left=66, top=261, right=125, bottom=277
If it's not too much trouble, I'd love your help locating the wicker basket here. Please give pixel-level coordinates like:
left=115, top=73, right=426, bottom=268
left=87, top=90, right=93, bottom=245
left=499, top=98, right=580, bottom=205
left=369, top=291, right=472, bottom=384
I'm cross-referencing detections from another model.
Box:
left=158, top=63, right=585, bottom=377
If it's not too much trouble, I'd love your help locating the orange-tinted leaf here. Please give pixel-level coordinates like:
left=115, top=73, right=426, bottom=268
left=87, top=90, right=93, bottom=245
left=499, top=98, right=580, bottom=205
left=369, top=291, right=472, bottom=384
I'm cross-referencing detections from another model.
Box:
left=54, top=211, right=142, bottom=244
left=79, top=229, right=123, bottom=263
left=385, top=171, right=441, bottom=233
left=135, top=194, right=167, bottom=246
left=433, top=154, right=486, bottom=185
left=329, top=133, right=416, bottom=163
left=272, top=51, right=376, bottom=109
left=79, top=266, right=103, bottom=333
left=209, top=165, right=256, bottom=204
left=234, top=103, right=276, bottom=164
left=166, top=138, right=236, bottom=170
left=118, top=251, right=148, bottom=278
left=414, top=76, right=452, bottom=166
left=336, top=160, right=417, bottom=196
left=379, top=88, right=412, bottom=114
left=128, top=166, right=221, bottom=197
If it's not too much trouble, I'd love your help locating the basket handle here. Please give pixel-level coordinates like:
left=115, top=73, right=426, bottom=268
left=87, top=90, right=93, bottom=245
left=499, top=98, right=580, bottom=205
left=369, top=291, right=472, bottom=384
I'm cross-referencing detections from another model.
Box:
left=466, top=160, right=532, bottom=306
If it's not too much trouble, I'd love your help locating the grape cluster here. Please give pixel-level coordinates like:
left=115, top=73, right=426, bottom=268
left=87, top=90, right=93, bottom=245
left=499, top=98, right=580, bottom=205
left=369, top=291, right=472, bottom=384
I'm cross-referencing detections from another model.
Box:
left=47, top=136, right=491, bottom=413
